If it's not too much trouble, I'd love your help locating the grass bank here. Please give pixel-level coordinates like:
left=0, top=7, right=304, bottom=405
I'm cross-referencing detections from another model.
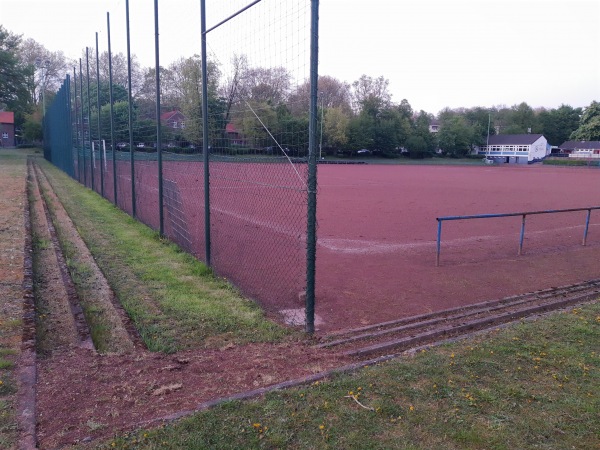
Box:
left=37, top=158, right=291, bottom=353
left=543, top=158, right=600, bottom=167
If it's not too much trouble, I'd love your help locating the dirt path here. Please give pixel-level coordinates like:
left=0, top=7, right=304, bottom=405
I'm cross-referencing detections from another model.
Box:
left=0, top=151, right=30, bottom=449
left=33, top=162, right=138, bottom=354
left=29, top=159, right=85, bottom=353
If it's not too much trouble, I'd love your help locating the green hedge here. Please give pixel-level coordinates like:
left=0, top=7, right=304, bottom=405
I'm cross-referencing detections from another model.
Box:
left=543, top=158, right=600, bottom=167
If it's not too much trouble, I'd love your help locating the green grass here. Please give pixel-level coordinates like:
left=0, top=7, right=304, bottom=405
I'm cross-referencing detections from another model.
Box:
left=324, top=156, right=486, bottom=166
left=37, top=158, right=292, bottom=352
left=543, top=158, right=600, bottom=167
left=93, top=304, right=600, bottom=450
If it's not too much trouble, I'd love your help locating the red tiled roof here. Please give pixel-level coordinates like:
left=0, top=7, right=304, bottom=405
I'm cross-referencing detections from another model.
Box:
left=160, top=110, right=181, bottom=121
left=0, top=112, right=15, bottom=124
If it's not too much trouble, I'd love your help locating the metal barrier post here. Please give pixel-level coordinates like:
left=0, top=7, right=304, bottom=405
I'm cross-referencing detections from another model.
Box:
left=518, top=214, right=526, bottom=255
left=436, top=219, right=442, bottom=267
left=583, top=209, right=591, bottom=246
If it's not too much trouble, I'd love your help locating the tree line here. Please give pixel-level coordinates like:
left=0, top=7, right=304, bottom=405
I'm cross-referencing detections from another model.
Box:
left=1, top=25, right=598, bottom=156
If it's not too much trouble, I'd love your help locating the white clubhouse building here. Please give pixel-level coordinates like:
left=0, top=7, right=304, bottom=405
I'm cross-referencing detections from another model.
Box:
left=478, top=134, right=549, bottom=164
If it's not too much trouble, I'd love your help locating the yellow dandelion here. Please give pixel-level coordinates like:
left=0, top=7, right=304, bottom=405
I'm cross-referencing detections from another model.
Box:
left=253, top=423, right=261, bottom=429
left=409, top=405, right=415, bottom=412
left=319, top=425, right=325, bottom=430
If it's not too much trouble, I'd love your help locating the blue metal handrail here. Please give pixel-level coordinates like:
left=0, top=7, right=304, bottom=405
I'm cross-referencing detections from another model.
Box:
left=436, top=206, right=600, bottom=266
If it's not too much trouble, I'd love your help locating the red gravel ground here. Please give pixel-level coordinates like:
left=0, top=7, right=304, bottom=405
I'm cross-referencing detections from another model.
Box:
left=94, top=161, right=600, bottom=332
left=315, top=163, right=600, bottom=331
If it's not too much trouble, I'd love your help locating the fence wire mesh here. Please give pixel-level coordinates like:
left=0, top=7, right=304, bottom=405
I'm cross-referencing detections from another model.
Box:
left=46, top=0, right=317, bottom=329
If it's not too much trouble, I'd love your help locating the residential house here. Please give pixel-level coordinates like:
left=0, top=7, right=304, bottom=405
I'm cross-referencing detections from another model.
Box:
left=477, top=134, right=549, bottom=164
left=226, top=123, right=246, bottom=146
left=559, top=141, right=600, bottom=158
left=160, top=110, right=186, bottom=130
left=0, top=111, right=15, bottom=147
left=428, top=119, right=440, bottom=133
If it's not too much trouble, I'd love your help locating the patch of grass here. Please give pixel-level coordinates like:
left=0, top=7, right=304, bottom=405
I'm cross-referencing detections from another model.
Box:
left=543, top=158, right=600, bottom=167
left=0, top=360, right=14, bottom=370
left=94, top=303, right=600, bottom=449
left=37, top=158, right=292, bottom=352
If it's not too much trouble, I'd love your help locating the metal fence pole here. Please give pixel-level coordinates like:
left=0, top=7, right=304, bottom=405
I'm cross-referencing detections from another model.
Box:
left=200, top=0, right=211, bottom=266
left=305, top=0, right=320, bottom=334
left=79, top=59, right=86, bottom=187
left=107, top=12, right=117, bottom=206
left=583, top=209, right=591, bottom=246
left=126, top=0, right=136, bottom=217
left=96, top=32, right=104, bottom=198
left=154, top=0, right=164, bottom=236
left=86, top=47, right=94, bottom=192
left=518, top=214, right=527, bottom=256
left=66, top=75, right=73, bottom=178
left=436, top=219, right=442, bottom=267
left=73, top=67, right=81, bottom=182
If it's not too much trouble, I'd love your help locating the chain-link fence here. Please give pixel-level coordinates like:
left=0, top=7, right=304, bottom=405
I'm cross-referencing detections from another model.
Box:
left=44, top=0, right=319, bottom=331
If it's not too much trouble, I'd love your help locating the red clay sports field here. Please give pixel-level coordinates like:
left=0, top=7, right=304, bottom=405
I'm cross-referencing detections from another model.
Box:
left=87, top=159, right=600, bottom=333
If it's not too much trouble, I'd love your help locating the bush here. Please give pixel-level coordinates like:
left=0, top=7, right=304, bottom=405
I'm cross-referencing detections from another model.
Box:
left=543, top=158, right=600, bottom=167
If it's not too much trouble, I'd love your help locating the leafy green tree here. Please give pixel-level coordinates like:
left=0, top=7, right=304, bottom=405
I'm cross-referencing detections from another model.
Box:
left=409, top=110, right=437, bottom=157
left=352, top=74, right=391, bottom=112
left=0, top=26, right=33, bottom=117
left=538, top=105, right=582, bottom=145
left=463, top=107, right=494, bottom=146
left=570, top=101, right=600, bottom=141
left=494, top=102, right=538, bottom=134
left=22, top=112, right=42, bottom=141
left=87, top=81, right=128, bottom=108
left=405, top=135, right=428, bottom=158
left=323, top=106, right=350, bottom=151
left=437, top=113, right=473, bottom=156
left=90, top=100, right=132, bottom=143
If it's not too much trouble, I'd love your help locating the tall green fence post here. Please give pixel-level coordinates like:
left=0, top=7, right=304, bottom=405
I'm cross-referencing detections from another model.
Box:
left=79, top=59, right=86, bottom=187
left=200, top=0, right=211, bottom=266
left=86, top=47, right=94, bottom=191
left=96, top=32, right=104, bottom=197
left=73, top=67, right=81, bottom=182
left=154, top=0, right=164, bottom=236
left=126, top=0, right=136, bottom=217
left=305, top=0, right=319, bottom=334
left=107, top=12, right=117, bottom=206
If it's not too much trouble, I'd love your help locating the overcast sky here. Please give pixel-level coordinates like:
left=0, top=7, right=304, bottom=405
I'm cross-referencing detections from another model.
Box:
left=2, top=0, right=599, bottom=115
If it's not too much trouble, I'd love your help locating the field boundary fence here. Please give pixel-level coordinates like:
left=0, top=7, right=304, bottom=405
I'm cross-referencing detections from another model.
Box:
left=43, top=0, right=320, bottom=332
left=436, top=206, right=600, bottom=266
